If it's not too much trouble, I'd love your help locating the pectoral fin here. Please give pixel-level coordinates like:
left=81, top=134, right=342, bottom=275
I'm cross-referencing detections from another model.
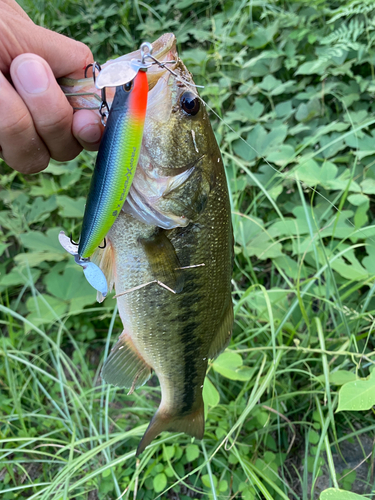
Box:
left=101, top=331, right=152, bottom=392
left=139, top=230, right=184, bottom=294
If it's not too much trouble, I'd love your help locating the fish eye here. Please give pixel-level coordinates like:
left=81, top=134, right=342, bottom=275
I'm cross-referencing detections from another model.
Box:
left=123, top=81, right=133, bottom=92
left=180, top=92, right=200, bottom=116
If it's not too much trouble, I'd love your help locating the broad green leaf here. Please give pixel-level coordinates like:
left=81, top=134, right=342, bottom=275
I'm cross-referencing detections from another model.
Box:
left=361, top=178, right=375, bottom=194
left=185, top=444, right=199, bottom=462
left=20, top=228, right=64, bottom=253
left=295, top=98, right=321, bottom=122
left=363, top=245, right=375, bottom=275
left=14, top=251, right=65, bottom=267
left=29, top=177, right=59, bottom=197
left=308, top=429, right=320, bottom=444
left=317, top=370, right=358, bottom=386
left=0, top=242, right=9, bottom=257
left=203, top=378, right=220, bottom=407
left=163, top=445, right=175, bottom=461
left=266, top=144, right=295, bottom=166
left=0, top=268, right=41, bottom=289
left=275, top=100, right=293, bottom=117
left=261, top=125, right=288, bottom=154
left=295, top=59, right=329, bottom=75
left=246, top=230, right=283, bottom=259
left=45, top=264, right=97, bottom=308
left=248, top=23, right=278, bottom=49
left=56, top=196, right=86, bottom=218
left=219, top=480, right=228, bottom=492
left=329, top=247, right=368, bottom=281
left=337, top=370, right=375, bottom=412
left=258, top=74, right=280, bottom=92
left=26, top=196, right=58, bottom=224
left=26, top=294, right=68, bottom=331
left=320, top=133, right=345, bottom=158
left=212, top=351, right=243, bottom=379
left=212, top=351, right=253, bottom=380
left=320, top=488, right=367, bottom=500
left=201, top=473, right=218, bottom=488
left=348, top=194, right=369, bottom=228
left=231, top=98, right=264, bottom=122
left=153, top=473, right=167, bottom=493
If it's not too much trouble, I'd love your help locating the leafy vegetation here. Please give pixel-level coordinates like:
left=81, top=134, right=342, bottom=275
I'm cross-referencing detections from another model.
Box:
left=2, top=0, right=375, bottom=498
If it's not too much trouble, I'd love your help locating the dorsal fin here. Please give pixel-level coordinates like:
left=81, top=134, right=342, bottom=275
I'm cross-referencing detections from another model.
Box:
left=208, top=302, right=234, bottom=360
left=101, top=331, right=152, bottom=392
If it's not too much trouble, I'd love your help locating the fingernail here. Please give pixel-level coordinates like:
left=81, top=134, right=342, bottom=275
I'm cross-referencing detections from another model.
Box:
left=16, top=60, right=50, bottom=94
left=79, top=123, right=102, bottom=144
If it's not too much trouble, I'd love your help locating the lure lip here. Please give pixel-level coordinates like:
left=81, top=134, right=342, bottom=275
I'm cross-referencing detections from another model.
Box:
left=95, top=59, right=151, bottom=90
left=58, top=231, right=108, bottom=297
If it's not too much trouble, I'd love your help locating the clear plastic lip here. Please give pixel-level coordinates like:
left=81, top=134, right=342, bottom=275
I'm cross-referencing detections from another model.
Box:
left=95, top=59, right=151, bottom=89
left=58, top=231, right=108, bottom=296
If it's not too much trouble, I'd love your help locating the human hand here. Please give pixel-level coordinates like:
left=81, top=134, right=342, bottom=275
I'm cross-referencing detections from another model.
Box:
left=0, top=0, right=104, bottom=174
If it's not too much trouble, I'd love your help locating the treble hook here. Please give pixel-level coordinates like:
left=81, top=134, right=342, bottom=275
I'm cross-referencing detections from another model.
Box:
left=70, top=234, right=79, bottom=246
left=85, top=62, right=102, bottom=82
left=69, top=234, right=106, bottom=250
left=98, top=238, right=107, bottom=249
left=84, top=62, right=109, bottom=125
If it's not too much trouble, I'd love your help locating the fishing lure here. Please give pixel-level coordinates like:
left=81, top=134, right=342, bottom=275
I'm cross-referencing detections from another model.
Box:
left=59, top=43, right=154, bottom=295
left=78, top=68, right=148, bottom=259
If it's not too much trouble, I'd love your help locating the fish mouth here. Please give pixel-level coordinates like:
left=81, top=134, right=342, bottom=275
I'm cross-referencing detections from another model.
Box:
left=104, top=33, right=178, bottom=90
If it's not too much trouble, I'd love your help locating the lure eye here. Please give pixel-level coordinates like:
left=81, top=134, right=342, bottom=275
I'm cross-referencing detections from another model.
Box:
left=180, top=92, right=200, bottom=116
left=123, top=80, right=133, bottom=92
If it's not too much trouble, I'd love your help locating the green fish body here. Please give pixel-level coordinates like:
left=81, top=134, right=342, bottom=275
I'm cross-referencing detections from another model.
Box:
left=92, top=46, right=233, bottom=455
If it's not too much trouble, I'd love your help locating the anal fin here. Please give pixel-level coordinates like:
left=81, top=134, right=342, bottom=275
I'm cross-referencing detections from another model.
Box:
left=101, top=331, right=152, bottom=391
left=208, top=302, right=234, bottom=360
left=139, top=229, right=184, bottom=293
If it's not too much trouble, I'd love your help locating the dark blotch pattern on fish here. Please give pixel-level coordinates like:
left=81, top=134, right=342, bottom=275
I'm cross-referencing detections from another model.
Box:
left=179, top=320, right=200, bottom=413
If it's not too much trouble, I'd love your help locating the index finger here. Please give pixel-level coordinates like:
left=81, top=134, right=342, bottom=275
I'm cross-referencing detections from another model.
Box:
left=0, top=5, right=93, bottom=78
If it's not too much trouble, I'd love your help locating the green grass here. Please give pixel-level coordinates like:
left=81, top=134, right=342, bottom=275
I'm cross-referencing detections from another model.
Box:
left=2, top=0, right=375, bottom=498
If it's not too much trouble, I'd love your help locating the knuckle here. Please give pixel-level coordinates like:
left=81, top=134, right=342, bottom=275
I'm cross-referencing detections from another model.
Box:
left=51, top=143, right=82, bottom=162
left=23, top=156, right=50, bottom=174
left=4, top=110, right=33, bottom=138
left=36, top=105, right=72, bottom=135
left=6, top=153, right=50, bottom=174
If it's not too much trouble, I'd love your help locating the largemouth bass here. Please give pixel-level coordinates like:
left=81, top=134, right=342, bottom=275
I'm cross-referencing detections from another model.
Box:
left=72, top=34, right=234, bottom=455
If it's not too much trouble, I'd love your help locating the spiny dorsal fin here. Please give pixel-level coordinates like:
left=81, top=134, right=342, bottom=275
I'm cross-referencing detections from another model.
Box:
left=208, top=302, right=234, bottom=360
left=91, top=240, right=115, bottom=303
left=139, top=230, right=184, bottom=293
left=101, top=331, right=152, bottom=391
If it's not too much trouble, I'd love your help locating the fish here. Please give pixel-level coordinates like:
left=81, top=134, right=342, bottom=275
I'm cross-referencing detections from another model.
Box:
left=86, top=34, right=234, bottom=455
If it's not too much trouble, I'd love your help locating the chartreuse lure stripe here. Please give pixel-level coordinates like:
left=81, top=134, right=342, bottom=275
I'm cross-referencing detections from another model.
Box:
left=78, top=70, right=148, bottom=259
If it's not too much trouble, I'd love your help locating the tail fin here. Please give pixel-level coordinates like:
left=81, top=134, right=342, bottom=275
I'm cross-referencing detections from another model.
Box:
left=136, top=404, right=205, bottom=456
